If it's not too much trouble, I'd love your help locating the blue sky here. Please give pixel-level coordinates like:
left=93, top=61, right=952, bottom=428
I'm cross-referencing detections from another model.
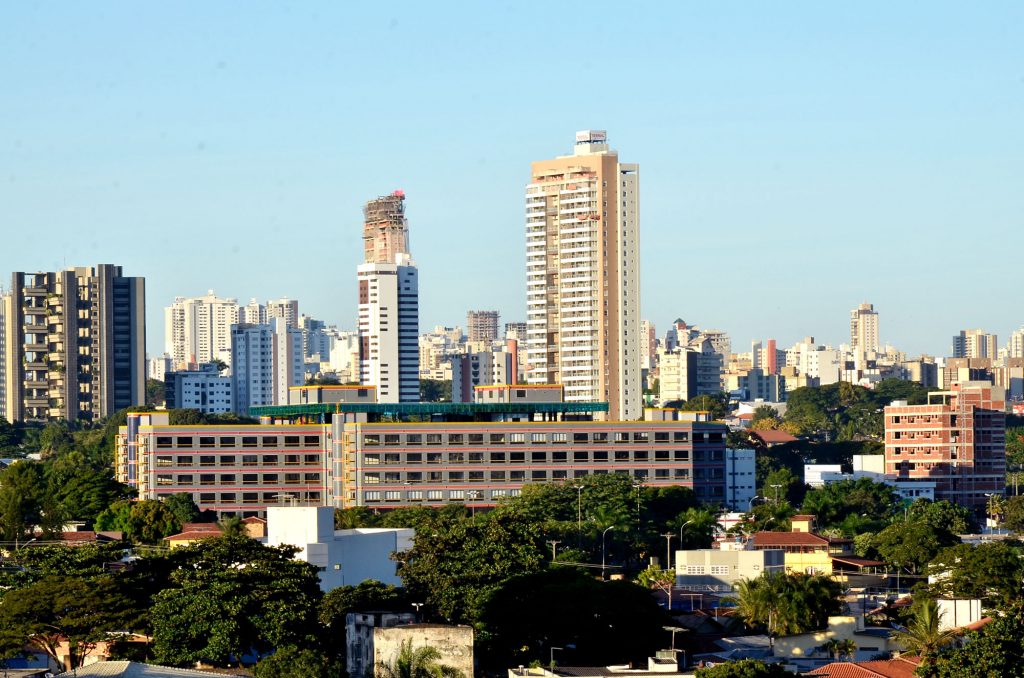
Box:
left=2, top=2, right=1022, bottom=357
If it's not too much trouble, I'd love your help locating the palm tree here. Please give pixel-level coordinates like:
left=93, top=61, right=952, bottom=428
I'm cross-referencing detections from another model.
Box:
left=376, top=639, right=464, bottom=678
left=218, top=515, right=247, bottom=537
left=730, top=573, right=843, bottom=648
left=817, top=638, right=857, bottom=661
left=892, top=598, right=960, bottom=664
left=673, top=507, right=719, bottom=549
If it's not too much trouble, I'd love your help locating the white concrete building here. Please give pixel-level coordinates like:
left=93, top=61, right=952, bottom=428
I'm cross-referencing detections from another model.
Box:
left=242, top=298, right=266, bottom=325
left=267, top=297, right=299, bottom=328
left=525, top=130, right=641, bottom=420
left=850, top=303, right=880, bottom=358
left=148, top=353, right=173, bottom=382
left=725, top=448, right=757, bottom=512
left=785, top=337, right=842, bottom=386
left=165, top=363, right=233, bottom=414
left=804, top=464, right=843, bottom=488
left=266, top=506, right=413, bottom=592
left=658, top=339, right=723, bottom=404
left=358, top=193, right=419, bottom=404
left=164, top=291, right=241, bottom=370
left=230, top=318, right=303, bottom=415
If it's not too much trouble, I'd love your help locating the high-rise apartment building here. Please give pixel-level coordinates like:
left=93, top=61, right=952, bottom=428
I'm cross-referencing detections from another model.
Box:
left=952, top=329, right=998, bottom=359
left=1006, top=326, right=1024, bottom=359
left=358, top=192, right=419, bottom=403
left=1, top=265, right=145, bottom=423
left=884, top=382, right=1005, bottom=515
left=466, top=310, right=500, bottom=343
left=164, top=291, right=240, bottom=370
left=640, top=320, right=657, bottom=370
left=267, top=297, right=299, bottom=328
left=850, top=303, right=879, bottom=357
left=230, top=318, right=303, bottom=415
left=525, top=130, right=641, bottom=420
left=242, top=298, right=267, bottom=325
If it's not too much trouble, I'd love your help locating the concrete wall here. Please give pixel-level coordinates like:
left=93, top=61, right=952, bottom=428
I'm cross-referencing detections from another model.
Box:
left=374, top=625, right=474, bottom=678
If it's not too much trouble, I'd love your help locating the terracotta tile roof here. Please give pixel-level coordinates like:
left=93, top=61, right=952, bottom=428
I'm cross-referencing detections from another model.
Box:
left=165, top=531, right=222, bottom=542
left=962, top=616, right=993, bottom=631
left=807, top=656, right=920, bottom=678
left=181, top=523, right=222, bottom=532
left=750, top=429, right=798, bottom=444
left=241, top=516, right=266, bottom=524
left=752, top=531, right=829, bottom=547
left=832, top=555, right=886, bottom=568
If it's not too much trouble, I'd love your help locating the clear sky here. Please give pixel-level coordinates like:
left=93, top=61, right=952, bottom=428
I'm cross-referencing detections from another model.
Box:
left=2, top=2, right=1022, bottom=357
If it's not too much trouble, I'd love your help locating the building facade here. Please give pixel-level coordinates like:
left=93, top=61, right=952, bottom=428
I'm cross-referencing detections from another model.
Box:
left=230, top=318, right=303, bottom=414
left=266, top=297, right=299, bottom=328
left=952, top=329, right=998, bottom=359
left=358, top=192, right=419, bottom=403
left=883, top=381, right=1006, bottom=514
left=525, top=130, right=641, bottom=420
left=1, top=265, right=145, bottom=423
left=849, top=303, right=879, bottom=357
left=165, top=363, right=233, bottom=414
left=164, top=291, right=239, bottom=370
left=466, top=310, right=499, bottom=343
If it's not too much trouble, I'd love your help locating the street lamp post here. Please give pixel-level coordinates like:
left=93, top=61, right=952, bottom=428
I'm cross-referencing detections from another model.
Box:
left=747, top=496, right=762, bottom=512
left=770, top=484, right=782, bottom=503
left=601, top=526, right=615, bottom=580
left=662, top=533, right=675, bottom=571
left=550, top=647, right=563, bottom=671
left=573, top=485, right=584, bottom=548
left=678, top=520, right=693, bottom=550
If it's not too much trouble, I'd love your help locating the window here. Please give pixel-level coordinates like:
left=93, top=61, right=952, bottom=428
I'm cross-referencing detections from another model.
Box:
left=242, top=473, right=258, bottom=484
left=406, top=434, right=422, bottom=445
left=531, top=470, right=547, bottom=481
left=304, top=435, right=321, bottom=447
left=408, top=490, right=424, bottom=501
left=551, top=433, right=567, bottom=444
left=634, top=450, right=649, bottom=461
left=633, top=432, right=649, bottom=443
left=448, top=433, right=464, bottom=445
left=674, top=432, right=689, bottom=443
left=490, top=470, right=506, bottom=481
left=176, top=456, right=193, bottom=466
left=448, top=471, right=464, bottom=481
left=468, top=452, right=484, bottom=463
left=384, top=453, right=401, bottom=464
left=686, top=566, right=705, bottom=575
left=241, top=455, right=258, bottom=466
left=156, top=474, right=174, bottom=486
left=531, top=433, right=547, bottom=444
left=177, top=475, right=193, bottom=485
left=427, top=490, right=443, bottom=501
left=406, top=472, right=422, bottom=483
left=574, top=451, right=589, bottom=462
left=552, top=469, right=568, bottom=480
left=426, top=434, right=442, bottom=445
left=385, top=434, right=401, bottom=445
left=593, top=450, right=608, bottom=462
left=199, top=456, right=215, bottom=466
left=284, top=436, right=300, bottom=447
left=490, top=452, right=506, bottom=463
left=365, top=454, right=380, bottom=465
left=510, top=433, right=525, bottom=444
left=633, top=469, right=648, bottom=480
left=262, top=454, right=278, bottom=465
left=364, top=473, right=380, bottom=485
left=364, top=435, right=381, bottom=446
left=655, top=469, right=670, bottom=479
left=615, top=432, right=629, bottom=443
left=655, top=450, right=670, bottom=462
left=365, top=491, right=381, bottom=502
left=156, top=455, right=173, bottom=466
left=200, top=437, right=215, bottom=448
left=219, top=474, right=236, bottom=484
left=490, top=433, right=506, bottom=444
left=384, top=472, right=401, bottom=483
left=285, top=473, right=302, bottom=484
left=710, top=565, right=730, bottom=576
left=156, top=437, right=173, bottom=449
left=674, top=469, right=690, bottom=479
left=242, top=436, right=258, bottom=448
left=262, top=436, right=278, bottom=447
left=573, top=433, right=589, bottom=443
left=263, top=473, right=279, bottom=483
left=552, top=451, right=567, bottom=463
left=468, top=434, right=484, bottom=445
left=655, top=432, right=670, bottom=442
left=200, top=473, right=216, bottom=485
left=449, top=490, right=465, bottom=500
left=305, top=473, right=321, bottom=483
left=176, top=437, right=193, bottom=448
left=219, top=437, right=235, bottom=447
left=448, top=452, right=464, bottom=463
left=468, top=471, right=484, bottom=482
left=674, top=450, right=690, bottom=461
left=406, top=453, right=422, bottom=464
left=510, top=451, right=525, bottom=463
left=592, top=432, right=608, bottom=443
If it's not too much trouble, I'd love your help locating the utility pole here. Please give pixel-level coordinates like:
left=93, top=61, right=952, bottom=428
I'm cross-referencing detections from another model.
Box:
left=547, top=540, right=561, bottom=561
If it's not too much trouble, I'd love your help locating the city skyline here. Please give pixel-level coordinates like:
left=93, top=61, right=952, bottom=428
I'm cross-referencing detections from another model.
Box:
left=2, top=3, right=1022, bottom=358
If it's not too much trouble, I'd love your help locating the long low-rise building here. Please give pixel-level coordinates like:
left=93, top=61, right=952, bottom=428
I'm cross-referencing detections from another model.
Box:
left=117, top=386, right=729, bottom=516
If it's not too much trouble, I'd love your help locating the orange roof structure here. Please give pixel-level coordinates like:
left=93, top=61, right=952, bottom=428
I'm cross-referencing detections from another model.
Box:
left=807, top=656, right=921, bottom=678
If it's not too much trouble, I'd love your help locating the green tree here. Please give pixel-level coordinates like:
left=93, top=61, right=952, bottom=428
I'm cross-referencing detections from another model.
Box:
left=761, top=467, right=805, bottom=506
left=38, top=422, right=74, bottom=457
left=925, top=542, right=1024, bottom=609
left=905, top=498, right=977, bottom=535
left=376, top=639, right=463, bottom=678
left=867, top=518, right=959, bottom=577
left=695, top=658, right=790, bottom=677
left=931, top=600, right=1024, bottom=677
left=145, top=378, right=166, bottom=406
left=891, top=598, right=960, bottom=670
left=1004, top=495, right=1024, bottom=534
left=162, top=493, right=200, bottom=525
left=743, top=499, right=796, bottom=533
left=0, top=542, right=129, bottom=590
left=151, top=536, right=323, bottom=667
left=95, top=499, right=181, bottom=544
left=479, top=568, right=670, bottom=670
left=253, top=646, right=341, bottom=678
left=0, top=461, right=48, bottom=540
left=800, top=477, right=899, bottom=535
left=729, top=573, right=842, bottom=644
left=0, top=417, right=22, bottom=453
left=673, top=506, right=719, bottom=549
left=0, top=575, right=139, bottom=672
left=397, top=505, right=546, bottom=624
left=749, top=405, right=783, bottom=430
left=46, top=454, right=135, bottom=523
left=419, top=380, right=451, bottom=403
left=677, top=392, right=729, bottom=420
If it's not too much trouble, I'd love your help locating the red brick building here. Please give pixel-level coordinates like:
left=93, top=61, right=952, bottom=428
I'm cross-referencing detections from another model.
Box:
left=883, top=381, right=1005, bottom=515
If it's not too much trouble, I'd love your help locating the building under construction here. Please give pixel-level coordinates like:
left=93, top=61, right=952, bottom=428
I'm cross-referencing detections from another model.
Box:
left=363, top=190, right=409, bottom=264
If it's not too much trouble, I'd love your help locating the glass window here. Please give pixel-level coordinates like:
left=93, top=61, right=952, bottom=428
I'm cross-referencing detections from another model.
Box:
left=219, top=437, right=235, bottom=447
left=674, top=450, right=690, bottom=461
left=510, top=433, right=525, bottom=444
left=242, top=474, right=258, bottom=484
left=384, top=434, right=401, bottom=445
left=242, top=436, right=258, bottom=448
left=262, top=454, right=278, bottom=465
left=468, top=471, right=484, bottom=482
left=655, top=450, right=670, bottom=461
left=592, top=432, right=608, bottom=443
left=468, top=452, right=484, bottom=463
left=448, top=452, right=465, bottom=463
left=406, top=434, right=422, bottom=445
left=283, top=436, right=300, bottom=447
left=593, top=450, right=608, bottom=462
left=448, top=471, right=464, bottom=481
left=156, top=437, right=173, bottom=448
left=199, top=456, right=215, bottom=466
left=200, top=437, right=215, bottom=448
left=551, top=433, right=567, bottom=444
left=426, top=434, right=442, bottom=445
left=633, top=432, right=649, bottom=443
left=176, top=456, right=193, bottom=466
left=490, top=433, right=506, bottom=444
left=490, top=452, right=506, bottom=463
left=655, top=432, right=670, bottom=442
left=262, top=436, right=278, bottom=447
left=176, top=437, right=193, bottom=448
left=552, top=469, right=568, bottom=480
left=573, top=433, right=589, bottom=443
left=468, top=434, right=484, bottom=445
left=406, top=453, right=422, bottom=464
left=448, top=433, right=464, bottom=445
left=176, top=475, right=193, bottom=485
left=304, top=435, right=321, bottom=447
left=384, top=491, right=401, bottom=501
left=531, top=433, right=547, bottom=444
left=574, top=451, right=589, bottom=462
left=241, top=455, right=258, bottom=466
left=673, top=432, right=689, bottom=443
left=531, top=470, right=547, bottom=481
left=552, top=451, right=567, bottom=463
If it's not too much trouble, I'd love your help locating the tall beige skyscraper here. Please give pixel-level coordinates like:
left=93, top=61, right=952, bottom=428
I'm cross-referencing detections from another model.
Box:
left=850, top=303, right=879, bottom=357
left=525, top=130, right=641, bottom=420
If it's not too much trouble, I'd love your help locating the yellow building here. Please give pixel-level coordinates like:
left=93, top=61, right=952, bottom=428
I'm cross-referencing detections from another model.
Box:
left=751, top=517, right=854, bottom=576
